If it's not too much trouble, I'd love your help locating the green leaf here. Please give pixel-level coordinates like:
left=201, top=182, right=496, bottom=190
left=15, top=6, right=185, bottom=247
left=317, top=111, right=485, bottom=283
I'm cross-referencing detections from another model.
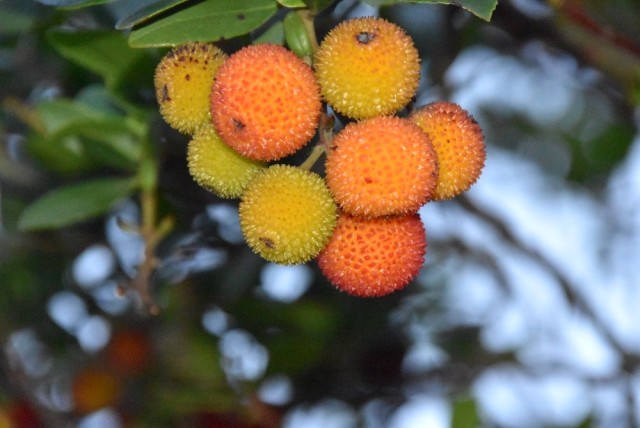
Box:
left=452, top=397, right=480, bottom=428
left=284, top=10, right=314, bottom=59
left=303, top=0, right=335, bottom=13
left=115, top=0, right=191, bottom=30
left=18, top=177, right=136, bottom=231
left=0, top=8, right=35, bottom=35
left=363, top=0, right=498, bottom=22
left=33, top=98, right=143, bottom=170
left=254, top=21, right=285, bottom=45
left=36, top=98, right=113, bottom=135
left=128, top=0, right=278, bottom=48
left=46, top=30, right=143, bottom=86
left=35, top=0, right=114, bottom=9
left=278, top=0, right=306, bottom=7
left=584, top=123, right=633, bottom=172
left=26, top=133, right=95, bottom=176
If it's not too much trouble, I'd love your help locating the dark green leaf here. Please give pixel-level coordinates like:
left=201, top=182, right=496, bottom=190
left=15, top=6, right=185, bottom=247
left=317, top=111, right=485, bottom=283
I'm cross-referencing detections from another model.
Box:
left=363, top=0, right=498, bottom=21
left=26, top=133, right=95, bottom=176
left=42, top=30, right=155, bottom=113
left=35, top=0, right=114, bottom=9
left=115, top=0, right=191, bottom=30
left=46, top=30, right=144, bottom=87
left=128, top=0, right=278, bottom=48
left=303, top=0, right=335, bottom=13
left=584, top=124, right=634, bottom=172
left=59, top=121, right=142, bottom=170
left=0, top=9, right=35, bottom=35
left=27, top=97, right=145, bottom=174
left=254, top=21, right=285, bottom=45
left=18, top=177, right=136, bottom=231
left=36, top=99, right=113, bottom=135
left=35, top=98, right=143, bottom=168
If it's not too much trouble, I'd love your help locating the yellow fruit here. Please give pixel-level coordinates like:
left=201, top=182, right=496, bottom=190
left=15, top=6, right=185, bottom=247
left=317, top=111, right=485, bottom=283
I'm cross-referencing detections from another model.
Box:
left=211, top=44, right=321, bottom=161
left=154, top=42, right=227, bottom=134
left=325, top=116, right=438, bottom=218
left=187, top=124, right=264, bottom=198
left=410, top=101, right=485, bottom=200
left=314, top=17, right=420, bottom=120
left=317, top=213, right=426, bottom=297
left=239, top=165, right=337, bottom=264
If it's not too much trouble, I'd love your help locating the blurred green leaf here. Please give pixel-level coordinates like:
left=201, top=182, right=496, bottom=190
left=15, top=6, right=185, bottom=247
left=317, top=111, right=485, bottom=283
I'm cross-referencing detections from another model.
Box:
left=303, top=0, right=335, bottom=13
left=26, top=133, right=95, bottom=175
left=17, top=177, right=136, bottom=231
left=32, top=98, right=143, bottom=171
left=452, top=397, right=480, bottom=428
left=566, top=123, right=634, bottom=181
left=364, top=0, right=498, bottom=21
left=232, top=300, right=339, bottom=374
left=35, top=0, right=114, bottom=9
left=36, top=98, right=115, bottom=135
left=278, top=0, right=306, bottom=7
left=584, top=124, right=633, bottom=172
left=46, top=29, right=139, bottom=83
left=0, top=9, right=35, bottom=35
left=59, top=121, right=142, bottom=169
left=46, top=29, right=156, bottom=111
left=115, top=0, right=191, bottom=30
left=128, top=0, right=278, bottom=48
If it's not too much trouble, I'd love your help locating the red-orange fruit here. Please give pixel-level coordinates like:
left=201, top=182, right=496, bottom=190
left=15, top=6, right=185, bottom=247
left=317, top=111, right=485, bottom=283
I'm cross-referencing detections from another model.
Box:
left=71, top=367, right=121, bottom=413
left=317, top=213, right=426, bottom=297
left=211, top=44, right=321, bottom=161
left=106, top=329, right=152, bottom=375
left=410, top=101, right=485, bottom=200
left=325, top=116, right=438, bottom=218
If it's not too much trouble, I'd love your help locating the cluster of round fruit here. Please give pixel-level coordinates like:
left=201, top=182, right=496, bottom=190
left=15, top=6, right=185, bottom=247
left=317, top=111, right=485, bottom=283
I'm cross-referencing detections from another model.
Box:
left=153, top=16, right=485, bottom=297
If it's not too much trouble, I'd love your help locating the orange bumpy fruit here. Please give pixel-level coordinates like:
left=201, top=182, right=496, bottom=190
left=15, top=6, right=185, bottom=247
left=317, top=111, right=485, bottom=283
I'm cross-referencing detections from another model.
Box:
left=317, top=213, right=426, bottom=297
left=239, top=165, right=337, bottom=264
left=154, top=42, right=227, bottom=134
left=325, top=116, right=438, bottom=218
left=71, top=367, right=121, bottom=414
left=211, top=44, right=321, bottom=161
left=410, top=101, right=485, bottom=200
left=188, top=123, right=264, bottom=198
left=314, top=17, right=420, bottom=120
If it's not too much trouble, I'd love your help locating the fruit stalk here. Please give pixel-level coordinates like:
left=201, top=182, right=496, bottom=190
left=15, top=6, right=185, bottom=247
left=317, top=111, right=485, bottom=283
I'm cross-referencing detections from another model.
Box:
left=299, top=112, right=334, bottom=171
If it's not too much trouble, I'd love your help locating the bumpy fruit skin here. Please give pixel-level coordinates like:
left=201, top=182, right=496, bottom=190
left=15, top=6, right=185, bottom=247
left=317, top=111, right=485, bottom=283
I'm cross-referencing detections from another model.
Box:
left=239, top=165, right=337, bottom=264
left=314, top=17, right=420, bottom=120
left=317, top=213, right=426, bottom=297
left=154, top=42, right=227, bottom=134
left=211, top=44, right=321, bottom=161
left=325, top=116, right=438, bottom=218
left=410, top=101, right=485, bottom=200
left=188, top=124, right=264, bottom=198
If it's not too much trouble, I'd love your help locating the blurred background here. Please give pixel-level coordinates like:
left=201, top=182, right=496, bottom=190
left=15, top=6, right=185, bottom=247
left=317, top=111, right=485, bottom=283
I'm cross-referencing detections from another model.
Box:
left=1, top=0, right=640, bottom=426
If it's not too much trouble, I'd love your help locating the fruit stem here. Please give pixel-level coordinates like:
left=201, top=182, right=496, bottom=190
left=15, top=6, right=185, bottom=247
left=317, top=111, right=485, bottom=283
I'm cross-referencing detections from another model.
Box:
left=297, top=9, right=319, bottom=56
left=125, top=140, right=174, bottom=314
left=300, top=112, right=335, bottom=170
left=299, top=143, right=325, bottom=171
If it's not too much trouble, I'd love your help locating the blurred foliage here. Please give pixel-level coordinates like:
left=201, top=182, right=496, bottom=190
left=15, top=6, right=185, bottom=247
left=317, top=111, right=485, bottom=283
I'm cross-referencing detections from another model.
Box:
left=1, top=0, right=639, bottom=427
